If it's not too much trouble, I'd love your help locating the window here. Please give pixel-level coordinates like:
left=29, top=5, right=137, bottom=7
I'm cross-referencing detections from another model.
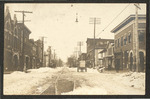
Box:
left=6, top=22, right=10, bottom=30
left=124, top=35, right=127, bottom=45
left=128, top=34, right=131, bottom=43
left=138, top=30, right=145, bottom=42
left=118, top=38, right=120, bottom=47
left=115, top=40, right=117, bottom=48
left=121, top=37, right=123, bottom=46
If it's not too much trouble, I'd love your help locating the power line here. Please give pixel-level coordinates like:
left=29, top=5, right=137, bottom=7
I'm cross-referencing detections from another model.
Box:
left=96, top=4, right=130, bottom=37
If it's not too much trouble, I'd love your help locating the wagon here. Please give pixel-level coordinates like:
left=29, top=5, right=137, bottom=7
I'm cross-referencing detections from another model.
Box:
left=77, top=60, right=87, bottom=72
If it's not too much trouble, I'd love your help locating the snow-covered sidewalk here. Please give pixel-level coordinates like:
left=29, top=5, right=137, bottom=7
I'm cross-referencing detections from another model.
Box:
left=63, top=67, right=145, bottom=95
left=4, top=67, right=62, bottom=95
left=114, top=72, right=145, bottom=90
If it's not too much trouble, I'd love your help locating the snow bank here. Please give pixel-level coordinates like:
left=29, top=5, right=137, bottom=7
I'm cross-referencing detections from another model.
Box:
left=4, top=67, right=62, bottom=95
left=62, top=85, right=107, bottom=95
left=115, top=72, right=145, bottom=90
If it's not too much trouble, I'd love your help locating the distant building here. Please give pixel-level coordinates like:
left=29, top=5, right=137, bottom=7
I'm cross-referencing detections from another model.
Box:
left=99, top=41, right=114, bottom=69
left=111, top=14, right=146, bottom=72
left=86, top=38, right=114, bottom=68
left=35, top=39, right=43, bottom=68
left=29, top=39, right=37, bottom=69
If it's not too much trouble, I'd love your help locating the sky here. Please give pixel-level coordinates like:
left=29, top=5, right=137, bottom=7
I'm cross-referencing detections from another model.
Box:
left=5, top=3, right=146, bottom=62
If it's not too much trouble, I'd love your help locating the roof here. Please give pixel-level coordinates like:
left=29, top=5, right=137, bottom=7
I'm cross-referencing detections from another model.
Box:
left=111, top=14, right=146, bottom=33
left=86, top=38, right=114, bottom=44
left=17, top=23, right=31, bottom=33
left=87, top=38, right=114, bottom=41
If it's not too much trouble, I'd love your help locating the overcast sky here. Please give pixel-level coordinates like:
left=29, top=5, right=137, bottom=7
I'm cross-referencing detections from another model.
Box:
left=5, top=3, right=146, bottom=62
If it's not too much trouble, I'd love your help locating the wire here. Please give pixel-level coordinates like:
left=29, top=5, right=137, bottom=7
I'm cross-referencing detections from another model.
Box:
left=96, top=4, right=130, bottom=37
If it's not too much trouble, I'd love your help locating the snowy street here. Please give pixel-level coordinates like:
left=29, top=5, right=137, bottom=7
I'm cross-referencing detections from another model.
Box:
left=4, top=66, right=145, bottom=95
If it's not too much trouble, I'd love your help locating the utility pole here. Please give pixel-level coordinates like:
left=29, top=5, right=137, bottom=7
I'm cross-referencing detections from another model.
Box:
left=77, top=41, right=83, bottom=55
left=134, top=3, right=141, bottom=72
left=14, top=10, right=32, bottom=72
left=41, top=36, right=47, bottom=67
left=47, top=46, right=51, bottom=67
left=89, top=17, right=100, bottom=68
left=74, top=47, right=78, bottom=59
left=53, top=49, right=56, bottom=60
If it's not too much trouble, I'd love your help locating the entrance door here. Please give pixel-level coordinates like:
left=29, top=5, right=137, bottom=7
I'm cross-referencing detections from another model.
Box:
left=13, top=55, right=18, bottom=71
left=139, top=52, right=144, bottom=72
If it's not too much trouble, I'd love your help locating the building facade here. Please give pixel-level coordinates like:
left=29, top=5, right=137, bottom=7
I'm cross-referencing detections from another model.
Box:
left=4, top=7, right=21, bottom=71
left=4, top=6, right=43, bottom=72
left=99, top=41, right=115, bottom=69
left=111, top=14, right=146, bottom=72
left=86, top=38, right=114, bottom=68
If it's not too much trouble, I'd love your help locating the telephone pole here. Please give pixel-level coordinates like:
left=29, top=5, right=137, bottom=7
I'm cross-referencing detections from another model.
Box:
left=53, top=49, right=56, bottom=60
left=77, top=41, right=83, bottom=55
left=47, top=46, right=51, bottom=67
left=134, top=3, right=141, bottom=72
left=14, top=10, right=32, bottom=72
left=41, top=36, right=47, bottom=67
left=89, top=17, right=100, bottom=68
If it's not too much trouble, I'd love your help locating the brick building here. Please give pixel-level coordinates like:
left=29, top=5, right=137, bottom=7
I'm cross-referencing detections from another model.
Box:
left=17, top=23, right=31, bottom=70
left=4, top=7, right=21, bottom=71
left=111, top=14, right=146, bottom=72
left=4, top=6, right=43, bottom=72
left=86, top=38, right=114, bottom=68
